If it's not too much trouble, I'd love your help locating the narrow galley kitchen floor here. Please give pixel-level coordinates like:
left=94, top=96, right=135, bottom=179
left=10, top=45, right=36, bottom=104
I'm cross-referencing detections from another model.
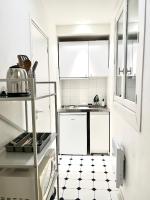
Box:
left=57, top=155, right=119, bottom=200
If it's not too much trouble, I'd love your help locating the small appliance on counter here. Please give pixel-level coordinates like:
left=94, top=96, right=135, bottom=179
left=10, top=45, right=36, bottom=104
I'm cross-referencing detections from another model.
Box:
left=6, top=65, right=30, bottom=97
left=101, top=98, right=106, bottom=107
left=93, top=94, right=100, bottom=105
left=5, top=55, right=38, bottom=97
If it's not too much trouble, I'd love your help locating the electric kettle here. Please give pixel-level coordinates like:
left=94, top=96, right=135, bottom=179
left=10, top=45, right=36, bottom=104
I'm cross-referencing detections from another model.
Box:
left=7, top=65, right=30, bottom=97
left=93, top=94, right=99, bottom=104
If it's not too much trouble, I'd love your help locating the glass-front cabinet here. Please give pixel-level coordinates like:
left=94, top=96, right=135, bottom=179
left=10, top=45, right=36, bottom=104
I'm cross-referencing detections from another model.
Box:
left=125, top=0, right=139, bottom=102
left=114, top=0, right=139, bottom=111
left=114, top=0, right=146, bottom=131
left=116, top=12, right=124, bottom=98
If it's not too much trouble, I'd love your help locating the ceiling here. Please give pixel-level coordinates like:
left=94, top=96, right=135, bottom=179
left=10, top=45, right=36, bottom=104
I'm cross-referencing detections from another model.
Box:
left=46, top=0, right=120, bottom=25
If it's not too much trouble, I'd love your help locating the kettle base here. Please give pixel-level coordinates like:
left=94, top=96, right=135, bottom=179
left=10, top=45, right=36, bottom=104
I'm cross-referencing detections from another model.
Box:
left=7, top=92, right=30, bottom=97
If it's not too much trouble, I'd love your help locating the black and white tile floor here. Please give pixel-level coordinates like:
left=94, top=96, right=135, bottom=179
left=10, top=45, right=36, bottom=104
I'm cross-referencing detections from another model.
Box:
left=57, top=155, right=119, bottom=200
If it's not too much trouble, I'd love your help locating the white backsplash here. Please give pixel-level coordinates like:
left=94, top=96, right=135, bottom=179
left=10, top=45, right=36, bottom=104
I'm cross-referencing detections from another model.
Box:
left=60, top=78, right=107, bottom=105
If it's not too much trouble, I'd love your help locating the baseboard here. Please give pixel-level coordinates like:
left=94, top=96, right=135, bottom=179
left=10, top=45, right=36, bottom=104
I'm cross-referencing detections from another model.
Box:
left=118, top=188, right=124, bottom=200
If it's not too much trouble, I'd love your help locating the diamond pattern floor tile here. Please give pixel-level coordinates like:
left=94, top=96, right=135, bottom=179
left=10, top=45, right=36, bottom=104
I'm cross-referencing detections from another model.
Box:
left=57, top=155, right=119, bottom=200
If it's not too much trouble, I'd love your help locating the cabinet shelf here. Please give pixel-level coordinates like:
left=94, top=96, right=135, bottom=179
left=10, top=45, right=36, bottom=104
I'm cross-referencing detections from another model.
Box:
left=0, top=133, right=57, bottom=168
left=0, top=93, right=56, bottom=101
left=0, top=79, right=59, bottom=199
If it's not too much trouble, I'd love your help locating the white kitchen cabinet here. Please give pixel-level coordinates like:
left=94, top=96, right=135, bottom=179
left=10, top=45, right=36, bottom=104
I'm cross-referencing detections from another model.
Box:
left=59, top=113, right=87, bottom=155
left=59, top=41, right=89, bottom=78
left=59, top=40, right=109, bottom=78
left=90, top=112, right=109, bottom=154
left=89, top=40, right=109, bottom=77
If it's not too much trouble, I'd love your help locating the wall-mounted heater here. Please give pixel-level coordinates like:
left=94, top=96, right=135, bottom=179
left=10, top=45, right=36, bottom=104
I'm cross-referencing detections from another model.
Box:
left=112, top=138, right=125, bottom=188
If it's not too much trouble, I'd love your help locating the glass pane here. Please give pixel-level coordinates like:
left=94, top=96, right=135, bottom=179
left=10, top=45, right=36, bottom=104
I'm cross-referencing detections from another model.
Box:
left=125, top=0, right=138, bottom=102
left=116, top=12, right=124, bottom=97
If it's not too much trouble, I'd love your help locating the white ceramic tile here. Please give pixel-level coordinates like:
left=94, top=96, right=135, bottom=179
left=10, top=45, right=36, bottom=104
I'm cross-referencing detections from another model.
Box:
left=59, top=178, right=66, bottom=188
left=70, top=80, right=80, bottom=89
left=107, top=172, right=116, bottom=181
left=81, top=171, right=94, bottom=180
left=70, top=88, right=79, bottom=97
left=60, top=80, right=70, bottom=89
left=110, top=191, right=120, bottom=200
left=94, top=180, right=108, bottom=190
left=79, top=89, right=88, bottom=105
left=61, top=78, right=107, bottom=106
left=59, top=169, right=68, bottom=178
left=94, top=166, right=106, bottom=173
left=67, top=171, right=81, bottom=179
left=58, top=155, right=117, bottom=200
left=70, top=95, right=80, bottom=105
left=62, top=89, right=70, bottom=97
left=63, top=188, right=79, bottom=199
left=79, top=189, right=95, bottom=200
left=65, top=179, right=80, bottom=189
left=59, top=160, right=71, bottom=166
left=108, top=181, right=119, bottom=191
left=62, top=95, right=70, bottom=105
left=81, top=161, right=93, bottom=167
left=80, top=179, right=93, bottom=189
left=58, top=187, right=64, bottom=198
left=94, top=172, right=107, bottom=181
left=95, top=190, right=111, bottom=200
left=81, top=165, right=94, bottom=172
left=69, top=164, right=81, bottom=172
left=79, top=79, right=89, bottom=89
left=71, top=157, right=82, bottom=165
left=59, top=163, right=70, bottom=170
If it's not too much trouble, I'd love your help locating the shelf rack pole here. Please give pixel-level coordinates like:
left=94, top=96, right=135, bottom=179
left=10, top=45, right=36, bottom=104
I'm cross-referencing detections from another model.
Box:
left=25, top=100, right=28, bottom=132
left=54, top=82, right=60, bottom=200
left=31, top=78, right=39, bottom=200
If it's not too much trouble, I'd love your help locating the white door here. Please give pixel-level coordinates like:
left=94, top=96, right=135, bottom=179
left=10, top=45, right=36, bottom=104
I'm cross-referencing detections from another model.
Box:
left=31, top=22, right=50, bottom=96
left=89, top=40, right=109, bottom=77
left=28, top=21, right=51, bottom=132
left=59, top=41, right=89, bottom=78
left=90, top=112, right=109, bottom=154
left=59, top=113, right=87, bottom=155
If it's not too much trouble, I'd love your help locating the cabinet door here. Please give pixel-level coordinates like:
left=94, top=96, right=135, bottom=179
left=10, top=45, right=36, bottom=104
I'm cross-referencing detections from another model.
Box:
left=59, top=42, right=89, bottom=78
left=126, top=40, right=133, bottom=75
left=89, top=40, right=109, bottom=77
left=59, top=113, right=87, bottom=155
left=90, top=112, right=109, bottom=154
left=132, top=41, right=138, bottom=76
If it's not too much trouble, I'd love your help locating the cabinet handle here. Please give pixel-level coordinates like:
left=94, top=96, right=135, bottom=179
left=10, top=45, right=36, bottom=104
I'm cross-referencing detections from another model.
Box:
left=70, top=119, right=75, bottom=120
left=119, top=68, right=124, bottom=75
left=126, top=67, right=132, bottom=75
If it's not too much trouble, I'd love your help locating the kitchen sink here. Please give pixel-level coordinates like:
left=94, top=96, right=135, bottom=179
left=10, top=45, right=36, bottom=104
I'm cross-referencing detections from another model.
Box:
left=62, top=105, right=106, bottom=110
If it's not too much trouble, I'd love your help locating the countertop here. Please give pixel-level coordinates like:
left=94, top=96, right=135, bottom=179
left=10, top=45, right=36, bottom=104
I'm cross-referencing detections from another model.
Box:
left=58, top=105, right=110, bottom=113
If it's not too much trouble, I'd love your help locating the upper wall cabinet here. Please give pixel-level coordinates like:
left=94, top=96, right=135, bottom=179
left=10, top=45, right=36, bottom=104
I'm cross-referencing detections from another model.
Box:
left=114, top=0, right=146, bottom=131
left=59, top=40, right=109, bottom=78
left=89, top=40, right=109, bottom=77
left=59, top=41, right=89, bottom=78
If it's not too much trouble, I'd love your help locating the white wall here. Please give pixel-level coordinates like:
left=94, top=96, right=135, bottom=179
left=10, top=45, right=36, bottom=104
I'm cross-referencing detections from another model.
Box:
left=60, top=78, right=107, bottom=105
left=57, top=24, right=110, bottom=36
left=46, top=0, right=119, bottom=25
left=108, top=0, right=150, bottom=199
left=0, top=0, right=119, bottom=143
left=0, top=0, right=59, bottom=145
